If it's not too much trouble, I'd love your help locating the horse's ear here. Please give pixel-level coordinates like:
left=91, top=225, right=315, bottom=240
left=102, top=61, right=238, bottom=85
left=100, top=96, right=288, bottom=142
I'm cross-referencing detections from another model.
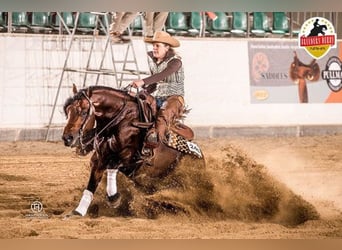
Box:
left=72, top=83, right=78, bottom=94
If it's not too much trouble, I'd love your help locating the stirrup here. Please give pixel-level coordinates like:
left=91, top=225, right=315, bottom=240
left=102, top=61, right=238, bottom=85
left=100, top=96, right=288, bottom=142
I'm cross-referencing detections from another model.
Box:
left=141, top=146, right=153, bottom=157
left=146, top=131, right=158, bottom=144
left=141, top=147, right=155, bottom=166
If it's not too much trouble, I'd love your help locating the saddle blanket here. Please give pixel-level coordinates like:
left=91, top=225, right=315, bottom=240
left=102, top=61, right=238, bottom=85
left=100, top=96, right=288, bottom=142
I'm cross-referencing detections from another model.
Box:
left=165, top=130, right=203, bottom=158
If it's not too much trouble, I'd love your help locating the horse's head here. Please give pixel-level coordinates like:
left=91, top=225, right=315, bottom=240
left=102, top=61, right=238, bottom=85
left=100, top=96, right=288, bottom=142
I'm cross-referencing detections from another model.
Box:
left=62, top=84, right=96, bottom=150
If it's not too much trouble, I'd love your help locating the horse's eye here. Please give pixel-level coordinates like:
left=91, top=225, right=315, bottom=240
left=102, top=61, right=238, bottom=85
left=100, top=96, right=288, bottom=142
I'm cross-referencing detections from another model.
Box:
left=81, top=110, right=88, bottom=117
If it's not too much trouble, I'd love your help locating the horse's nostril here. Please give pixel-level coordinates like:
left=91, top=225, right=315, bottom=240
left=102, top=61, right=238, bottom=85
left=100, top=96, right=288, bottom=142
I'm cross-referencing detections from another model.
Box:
left=62, top=135, right=73, bottom=146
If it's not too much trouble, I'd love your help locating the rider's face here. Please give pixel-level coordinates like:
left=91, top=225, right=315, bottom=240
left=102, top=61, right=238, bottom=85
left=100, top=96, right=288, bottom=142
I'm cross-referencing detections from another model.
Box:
left=152, top=42, right=169, bottom=61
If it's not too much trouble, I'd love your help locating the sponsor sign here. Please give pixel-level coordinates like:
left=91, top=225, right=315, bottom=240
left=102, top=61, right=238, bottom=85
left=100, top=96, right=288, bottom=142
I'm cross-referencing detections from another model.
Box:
left=298, top=17, right=337, bottom=59
left=322, top=56, right=342, bottom=92
left=248, top=41, right=340, bottom=103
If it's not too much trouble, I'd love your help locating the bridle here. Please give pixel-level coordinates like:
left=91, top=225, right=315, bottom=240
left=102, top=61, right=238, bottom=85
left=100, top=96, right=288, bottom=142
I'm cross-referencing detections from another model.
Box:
left=79, top=91, right=96, bottom=150
left=77, top=89, right=129, bottom=152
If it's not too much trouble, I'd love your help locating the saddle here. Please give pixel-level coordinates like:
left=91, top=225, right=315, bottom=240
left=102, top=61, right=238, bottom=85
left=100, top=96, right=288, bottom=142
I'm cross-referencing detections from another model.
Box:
left=132, top=92, right=197, bottom=161
left=289, top=51, right=320, bottom=83
left=156, top=95, right=194, bottom=141
left=132, top=92, right=194, bottom=141
left=169, top=122, right=194, bottom=141
left=132, top=90, right=157, bottom=129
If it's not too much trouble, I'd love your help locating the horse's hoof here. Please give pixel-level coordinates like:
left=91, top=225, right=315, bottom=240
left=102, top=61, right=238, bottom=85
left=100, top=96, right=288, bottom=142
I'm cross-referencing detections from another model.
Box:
left=63, top=210, right=83, bottom=220
left=106, top=193, right=121, bottom=208
left=88, top=204, right=99, bottom=218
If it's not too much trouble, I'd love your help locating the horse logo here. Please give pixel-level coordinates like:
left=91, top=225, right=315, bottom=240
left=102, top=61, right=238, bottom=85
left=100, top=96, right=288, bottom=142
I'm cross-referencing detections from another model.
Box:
left=307, top=18, right=327, bottom=37
left=298, top=17, right=336, bottom=59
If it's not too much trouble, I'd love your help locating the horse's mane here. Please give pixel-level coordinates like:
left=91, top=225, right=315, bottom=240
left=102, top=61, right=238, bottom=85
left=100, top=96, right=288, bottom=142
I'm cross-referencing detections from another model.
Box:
left=63, top=85, right=130, bottom=117
left=88, top=85, right=127, bottom=94
left=63, top=92, right=84, bottom=117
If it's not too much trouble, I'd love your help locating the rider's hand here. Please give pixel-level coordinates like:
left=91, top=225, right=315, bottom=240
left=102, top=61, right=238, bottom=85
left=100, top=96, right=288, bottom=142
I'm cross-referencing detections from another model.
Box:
left=128, top=80, right=143, bottom=97
left=131, top=79, right=145, bottom=88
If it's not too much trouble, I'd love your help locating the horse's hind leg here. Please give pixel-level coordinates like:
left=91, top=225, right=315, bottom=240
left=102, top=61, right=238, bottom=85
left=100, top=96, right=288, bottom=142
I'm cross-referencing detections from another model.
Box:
left=105, top=167, right=121, bottom=207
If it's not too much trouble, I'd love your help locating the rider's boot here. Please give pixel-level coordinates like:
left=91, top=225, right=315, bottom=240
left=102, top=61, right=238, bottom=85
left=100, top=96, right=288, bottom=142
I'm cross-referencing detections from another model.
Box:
left=141, top=128, right=159, bottom=166
left=141, top=95, right=185, bottom=165
left=140, top=108, right=172, bottom=165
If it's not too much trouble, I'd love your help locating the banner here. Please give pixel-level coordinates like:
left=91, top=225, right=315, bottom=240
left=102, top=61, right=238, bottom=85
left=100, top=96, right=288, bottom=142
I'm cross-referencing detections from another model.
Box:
left=248, top=40, right=341, bottom=103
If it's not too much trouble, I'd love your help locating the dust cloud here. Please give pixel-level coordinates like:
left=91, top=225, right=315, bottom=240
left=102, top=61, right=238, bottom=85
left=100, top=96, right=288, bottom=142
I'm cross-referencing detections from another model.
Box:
left=92, top=145, right=319, bottom=226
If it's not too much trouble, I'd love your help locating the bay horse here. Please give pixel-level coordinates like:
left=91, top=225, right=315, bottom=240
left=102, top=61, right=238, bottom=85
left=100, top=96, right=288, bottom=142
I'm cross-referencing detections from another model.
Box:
left=62, top=84, right=204, bottom=217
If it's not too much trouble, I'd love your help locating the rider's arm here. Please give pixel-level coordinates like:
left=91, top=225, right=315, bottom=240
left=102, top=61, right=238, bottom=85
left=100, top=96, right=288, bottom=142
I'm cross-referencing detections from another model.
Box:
left=142, top=58, right=182, bottom=86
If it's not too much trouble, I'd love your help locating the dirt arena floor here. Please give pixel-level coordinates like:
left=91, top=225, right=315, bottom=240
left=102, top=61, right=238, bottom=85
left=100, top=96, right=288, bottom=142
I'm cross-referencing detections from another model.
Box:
left=0, top=134, right=341, bottom=239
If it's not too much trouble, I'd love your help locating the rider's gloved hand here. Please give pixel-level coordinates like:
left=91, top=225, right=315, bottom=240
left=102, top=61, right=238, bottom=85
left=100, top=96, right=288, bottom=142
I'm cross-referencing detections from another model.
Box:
left=127, top=80, right=144, bottom=97
left=131, top=79, right=145, bottom=88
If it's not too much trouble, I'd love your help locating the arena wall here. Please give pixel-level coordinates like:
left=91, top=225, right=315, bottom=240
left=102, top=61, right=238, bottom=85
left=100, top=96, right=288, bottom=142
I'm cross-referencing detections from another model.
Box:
left=0, top=33, right=341, bottom=141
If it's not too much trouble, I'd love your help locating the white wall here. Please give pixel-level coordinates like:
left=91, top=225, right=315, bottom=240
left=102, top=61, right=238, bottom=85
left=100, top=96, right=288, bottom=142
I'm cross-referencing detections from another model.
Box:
left=0, top=34, right=342, bottom=129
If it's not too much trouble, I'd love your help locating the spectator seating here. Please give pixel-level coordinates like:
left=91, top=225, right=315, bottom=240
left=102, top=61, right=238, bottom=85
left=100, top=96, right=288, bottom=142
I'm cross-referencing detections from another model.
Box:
left=189, top=12, right=219, bottom=37
left=0, top=11, right=332, bottom=39
left=30, top=12, right=52, bottom=33
left=77, top=12, right=97, bottom=34
left=209, top=12, right=230, bottom=36
left=272, top=12, right=289, bottom=36
left=251, top=12, right=271, bottom=37
left=231, top=12, right=248, bottom=36
left=11, top=12, right=30, bottom=32
left=50, top=12, right=75, bottom=33
left=166, top=12, right=188, bottom=35
left=188, top=12, right=204, bottom=36
left=0, top=12, right=7, bottom=31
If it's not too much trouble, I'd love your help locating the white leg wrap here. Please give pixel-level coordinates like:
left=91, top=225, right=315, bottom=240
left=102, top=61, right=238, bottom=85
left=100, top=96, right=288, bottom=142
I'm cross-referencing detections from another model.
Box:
left=74, top=189, right=93, bottom=216
left=107, top=169, right=118, bottom=197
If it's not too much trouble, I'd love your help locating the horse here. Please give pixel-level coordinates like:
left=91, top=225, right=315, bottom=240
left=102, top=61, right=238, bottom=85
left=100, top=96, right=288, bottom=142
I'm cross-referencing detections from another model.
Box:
left=308, top=24, right=327, bottom=37
left=62, top=84, right=204, bottom=217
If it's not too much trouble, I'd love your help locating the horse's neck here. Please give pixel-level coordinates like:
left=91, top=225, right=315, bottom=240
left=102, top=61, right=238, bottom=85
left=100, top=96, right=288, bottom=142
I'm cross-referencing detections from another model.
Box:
left=90, top=89, right=132, bottom=118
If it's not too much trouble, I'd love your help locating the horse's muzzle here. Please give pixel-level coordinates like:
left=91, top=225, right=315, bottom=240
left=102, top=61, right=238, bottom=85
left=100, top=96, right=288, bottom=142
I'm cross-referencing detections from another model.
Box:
left=62, top=134, right=74, bottom=147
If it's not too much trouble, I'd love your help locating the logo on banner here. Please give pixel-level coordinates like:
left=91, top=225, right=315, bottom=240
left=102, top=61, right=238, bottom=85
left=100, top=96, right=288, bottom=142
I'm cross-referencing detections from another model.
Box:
left=298, top=17, right=336, bottom=59
left=25, top=200, right=49, bottom=219
left=251, top=52, right=270, bottom=82
left=322, top=56, right=342, bottom=92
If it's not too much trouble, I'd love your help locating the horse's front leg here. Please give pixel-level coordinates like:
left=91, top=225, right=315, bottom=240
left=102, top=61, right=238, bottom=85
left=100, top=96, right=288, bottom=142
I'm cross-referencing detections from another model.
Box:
left=104, top=126, right=139, bottom=206
left=73, top=153, right=106, bottom=217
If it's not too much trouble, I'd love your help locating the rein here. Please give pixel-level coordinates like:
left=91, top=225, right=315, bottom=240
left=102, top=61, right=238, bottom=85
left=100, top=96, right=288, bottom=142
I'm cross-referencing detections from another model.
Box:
left=79, top=89, right=128, bottom=151
left=95, top=100, right=127, bottom=137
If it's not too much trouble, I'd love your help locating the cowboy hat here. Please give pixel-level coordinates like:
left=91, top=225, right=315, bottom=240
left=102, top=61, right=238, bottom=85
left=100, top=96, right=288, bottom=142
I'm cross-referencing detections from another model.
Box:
left=144, top=31, right=180, bottom=47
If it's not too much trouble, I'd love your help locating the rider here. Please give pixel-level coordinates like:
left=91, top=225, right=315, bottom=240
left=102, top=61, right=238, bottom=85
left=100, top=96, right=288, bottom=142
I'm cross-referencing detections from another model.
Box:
left=130, top=31, right=185, bottom=160
left=313, top=18, right=320, bottom=28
